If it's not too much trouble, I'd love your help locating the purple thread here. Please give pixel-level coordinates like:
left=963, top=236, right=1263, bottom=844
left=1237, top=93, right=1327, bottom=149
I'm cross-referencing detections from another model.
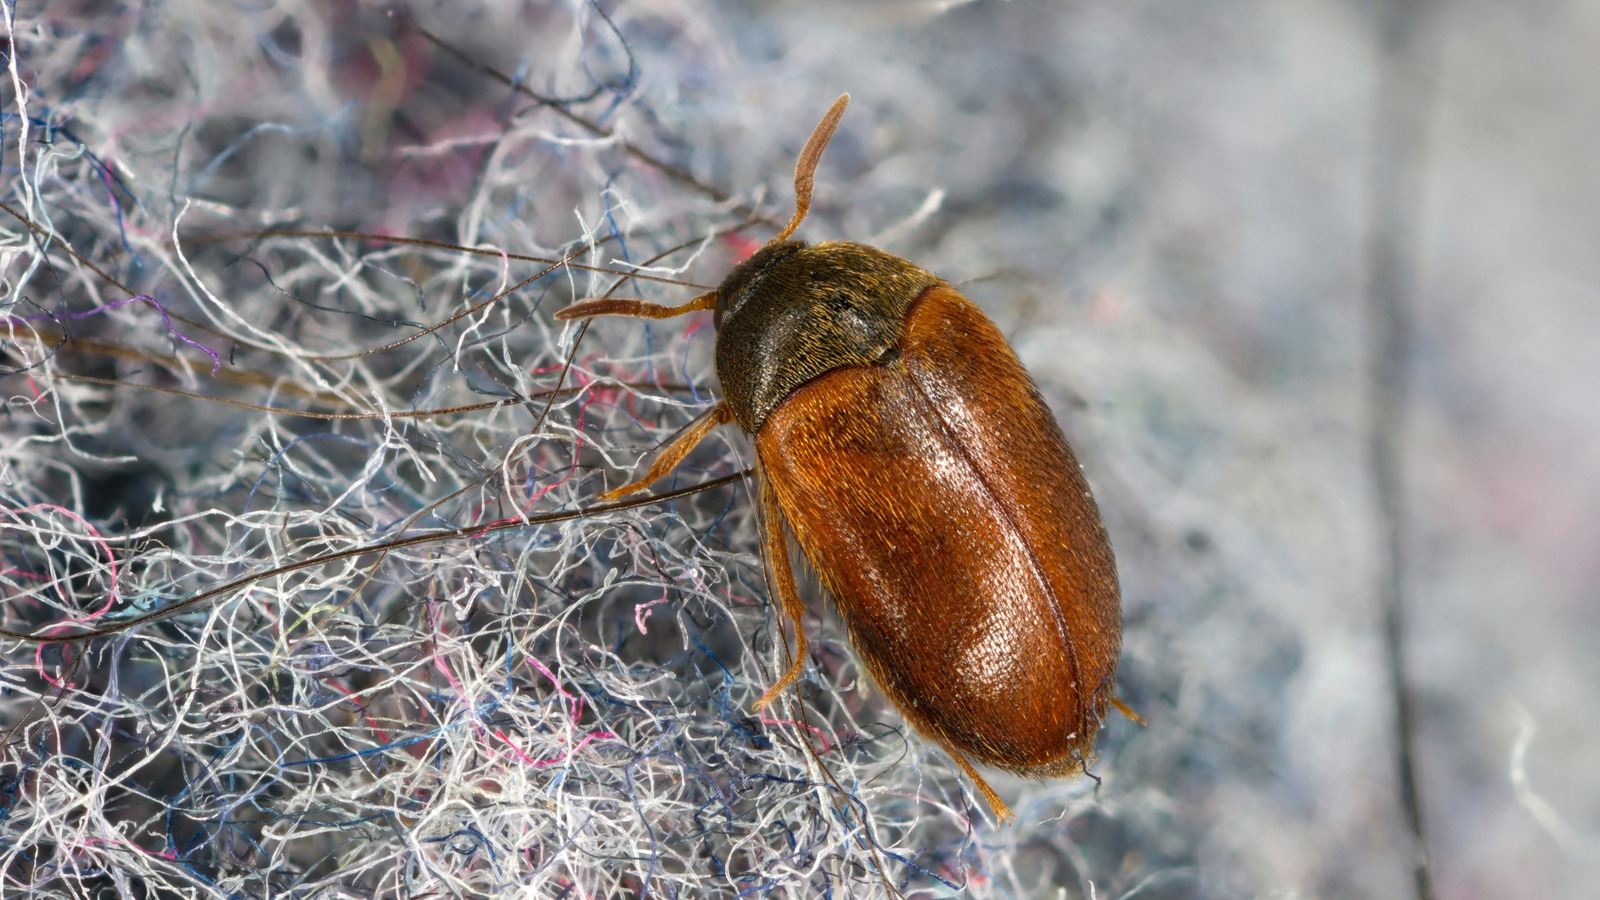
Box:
left=7, top=293, right=221, bottom=374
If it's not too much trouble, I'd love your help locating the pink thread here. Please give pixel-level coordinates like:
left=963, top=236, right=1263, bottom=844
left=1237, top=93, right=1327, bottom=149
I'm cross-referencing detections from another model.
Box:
left=524, top=654, right=593, bottom=727
left=2, top=504, right=121, bottom=686
left=758, top=715, right=832, bottom=752
left=723, top=232, right=762, bottom=262
left=425, top=601, right=467, bottom=707
left=324, top=680, right=391, bottom=744
left=494, top=728, right=616, bottom=768
left=494, top=729, right=536, bottom=766
left=466, top=372, right=594, bottom=533
left=633, top=594, right=669, bottom=635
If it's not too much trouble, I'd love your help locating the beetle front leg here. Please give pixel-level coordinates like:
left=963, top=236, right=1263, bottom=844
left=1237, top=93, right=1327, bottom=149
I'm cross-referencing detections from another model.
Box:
left=598, top=400, right=733, bottom=502
left=754, top=476, right=809, bottom=711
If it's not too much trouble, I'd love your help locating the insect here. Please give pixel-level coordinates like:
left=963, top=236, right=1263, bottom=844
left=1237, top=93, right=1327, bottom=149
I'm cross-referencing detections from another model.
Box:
left=556, top=94, right=1136, bottom=823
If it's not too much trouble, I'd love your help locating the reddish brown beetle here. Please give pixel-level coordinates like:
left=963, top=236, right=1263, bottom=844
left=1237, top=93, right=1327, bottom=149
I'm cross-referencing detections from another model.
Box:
left=556, top=95, right=1134, bottom=822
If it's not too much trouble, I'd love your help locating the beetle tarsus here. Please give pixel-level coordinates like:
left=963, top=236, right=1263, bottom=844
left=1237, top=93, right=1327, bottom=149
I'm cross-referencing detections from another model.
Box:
left=951, top=752, right=1017, bottom=825
left=1111, top=697, right=1147, bottom=727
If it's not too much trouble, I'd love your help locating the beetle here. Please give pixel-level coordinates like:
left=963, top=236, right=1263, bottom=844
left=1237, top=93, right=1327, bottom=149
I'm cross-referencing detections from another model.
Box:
left=555, top=94, right=1133, bottom=822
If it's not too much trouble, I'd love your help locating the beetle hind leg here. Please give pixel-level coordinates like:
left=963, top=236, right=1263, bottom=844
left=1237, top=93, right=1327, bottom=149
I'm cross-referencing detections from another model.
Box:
left=753, top=477, right=809, bottom=710
left=1111, top=696, right=1148, bottom=727
left=950, top=752, right=1017, bottom=825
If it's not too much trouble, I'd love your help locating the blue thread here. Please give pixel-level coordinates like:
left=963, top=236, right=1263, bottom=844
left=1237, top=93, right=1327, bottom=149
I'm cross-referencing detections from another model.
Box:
left=242, top=432, right=378, bottom=514
left=1, top=111, right=144, bottom=258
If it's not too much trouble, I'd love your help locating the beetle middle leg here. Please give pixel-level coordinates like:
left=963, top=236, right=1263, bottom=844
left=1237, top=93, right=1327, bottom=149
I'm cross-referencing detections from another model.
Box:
left=950, top=751, right=1018, bottom=825
left=597, top=400, right=733, bottom=501
left=753, top=476, right=808, bottom=711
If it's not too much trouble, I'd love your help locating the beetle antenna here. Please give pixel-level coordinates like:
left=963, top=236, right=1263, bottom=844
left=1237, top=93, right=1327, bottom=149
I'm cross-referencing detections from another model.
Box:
left=769, top=93, right=850, bottom=246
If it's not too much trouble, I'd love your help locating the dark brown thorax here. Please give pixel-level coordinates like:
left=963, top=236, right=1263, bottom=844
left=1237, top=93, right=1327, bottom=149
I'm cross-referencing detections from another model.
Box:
left=713, top=240, right=940, bottom=433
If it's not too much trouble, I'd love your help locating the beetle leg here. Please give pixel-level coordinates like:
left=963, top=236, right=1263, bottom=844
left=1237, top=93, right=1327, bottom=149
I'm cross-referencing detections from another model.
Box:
left=753, top=477, right=809, bottom=711
left=598, top=401, right=733, bottom=501
left=1112, top=697, right=1148, bottom=727
left=950, top=752, right=1017, bottom=825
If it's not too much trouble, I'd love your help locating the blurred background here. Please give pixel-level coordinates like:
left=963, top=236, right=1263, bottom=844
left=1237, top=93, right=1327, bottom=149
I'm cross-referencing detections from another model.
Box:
left=1, top=0, right=1595, bottom=896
